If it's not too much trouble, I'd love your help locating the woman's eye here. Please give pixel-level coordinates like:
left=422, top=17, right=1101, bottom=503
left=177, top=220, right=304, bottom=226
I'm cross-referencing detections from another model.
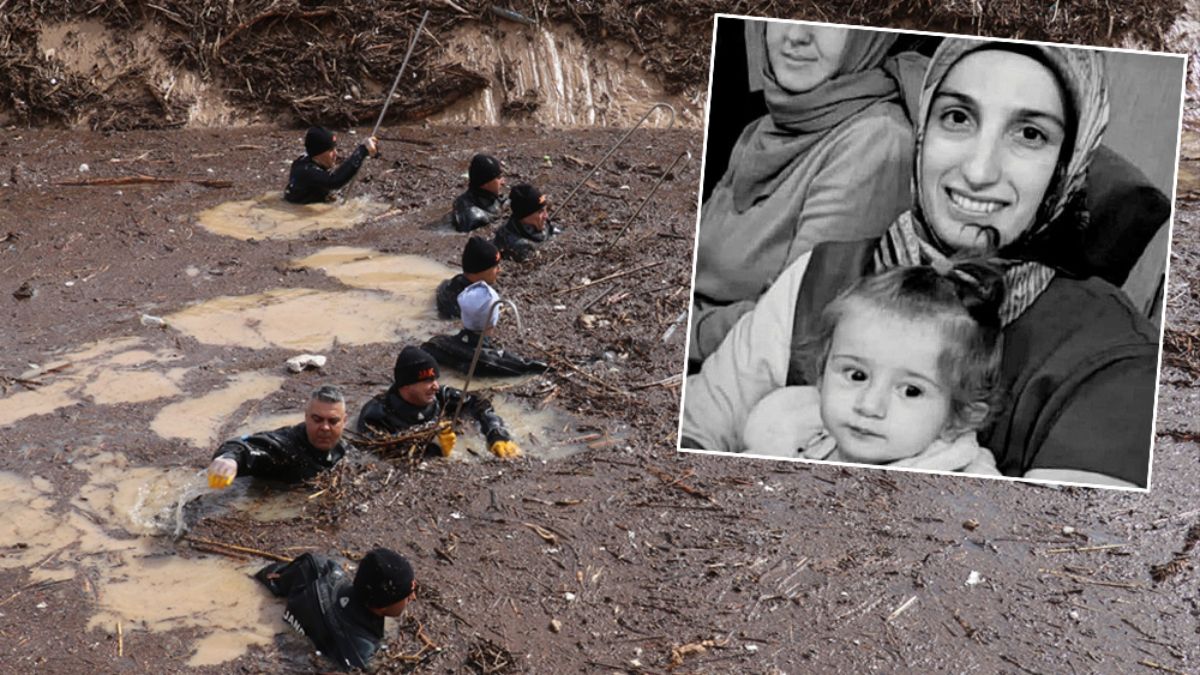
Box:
left=1015, top=125, right=1049, bottom=147
left=902, top=384, right=924, bottom=398
left=940, top=109, right=971, bottom=129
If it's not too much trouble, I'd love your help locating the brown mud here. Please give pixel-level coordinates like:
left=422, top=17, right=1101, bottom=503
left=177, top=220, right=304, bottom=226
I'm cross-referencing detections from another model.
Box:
left=1, top=118, right=1199, bottom=673
left=1, top=4, right=1200, bottom=673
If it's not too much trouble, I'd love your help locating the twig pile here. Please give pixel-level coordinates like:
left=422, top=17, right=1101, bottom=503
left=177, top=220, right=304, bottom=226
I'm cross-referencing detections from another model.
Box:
left=345, top=420, right=440, bottom=465
left=0, top=0, right=1183, bottom=129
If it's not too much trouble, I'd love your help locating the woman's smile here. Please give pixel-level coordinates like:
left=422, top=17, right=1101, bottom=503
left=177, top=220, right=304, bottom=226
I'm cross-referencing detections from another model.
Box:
left=946, top=187, right=1007, bottom=216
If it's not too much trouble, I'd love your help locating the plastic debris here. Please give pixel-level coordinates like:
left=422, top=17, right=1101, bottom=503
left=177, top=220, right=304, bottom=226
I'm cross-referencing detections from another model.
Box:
left=965, top=570, right=983, bottom=586
left=285, top=353, right=327, bottom=373
left=140, top=313, right=167, bottom=329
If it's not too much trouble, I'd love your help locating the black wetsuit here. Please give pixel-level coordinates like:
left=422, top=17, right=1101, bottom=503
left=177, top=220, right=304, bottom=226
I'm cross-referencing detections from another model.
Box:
left=435, top=274, right=472, bottom=320
left=356, top=385, right=511, bottom=452
left=212, top=424, right=349, bottom=483
left=493, top=216, right=553, bottom=262
left=283, top=145, right=370, bottom=204
left=422, top=329, right=549, bottom=377
left=451, top=186, right=504, bottom=232
left=256, top=553, right=383, bottom=671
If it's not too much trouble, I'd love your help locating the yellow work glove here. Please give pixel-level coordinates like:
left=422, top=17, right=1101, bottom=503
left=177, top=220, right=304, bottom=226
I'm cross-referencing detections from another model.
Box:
left=207, top=457, right=237, bottom=489
left=436, top=424, right=457, bottom=457
left=489, top=440, right=522, bottom=459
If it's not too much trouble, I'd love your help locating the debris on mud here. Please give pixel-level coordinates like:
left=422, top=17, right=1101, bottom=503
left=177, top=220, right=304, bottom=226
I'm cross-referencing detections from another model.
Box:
left=1, top=1, right=1186, bottom=128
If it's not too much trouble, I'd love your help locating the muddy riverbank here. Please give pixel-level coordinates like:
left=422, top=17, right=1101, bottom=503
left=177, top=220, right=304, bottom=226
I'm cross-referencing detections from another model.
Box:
left=1, top=121, right=1199, bottom=673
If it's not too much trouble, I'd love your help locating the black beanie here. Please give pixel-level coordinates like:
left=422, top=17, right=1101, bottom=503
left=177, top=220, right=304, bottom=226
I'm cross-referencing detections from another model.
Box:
left=393, top=346, right=439, bottom=387
left=305, top=127, right=336, bottom=157
left=353, top=548, right=415, bottom=609
left=468, top=154, right=502, bottom=188
left=462, top=236, right=501, bottom=274
left=510, top=183, right=547, bottom=221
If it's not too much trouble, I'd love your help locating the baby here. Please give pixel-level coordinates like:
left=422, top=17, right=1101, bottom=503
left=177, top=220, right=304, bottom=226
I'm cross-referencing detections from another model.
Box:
left=743, top=260, right=1005, bottom=475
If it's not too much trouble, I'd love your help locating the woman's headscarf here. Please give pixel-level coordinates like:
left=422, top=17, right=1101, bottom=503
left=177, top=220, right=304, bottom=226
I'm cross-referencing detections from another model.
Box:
left=875, top=38, right=1109, bottom=325
left=730, top=21, right=899, bottom=212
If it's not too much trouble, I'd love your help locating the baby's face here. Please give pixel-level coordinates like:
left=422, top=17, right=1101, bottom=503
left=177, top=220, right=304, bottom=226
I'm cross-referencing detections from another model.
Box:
left=819, top=302, right=954, bottom=464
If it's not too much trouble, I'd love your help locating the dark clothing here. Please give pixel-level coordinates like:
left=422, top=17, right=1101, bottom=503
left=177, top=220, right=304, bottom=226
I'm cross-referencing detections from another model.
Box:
left=213, top=423, right=349, bottom=483
left=256, top=553, right=383, bottom=671
left=788, top=239, right=1157, bottom=486
left=451, top=187, right=503, bottom=232
left=422, top=329, right=549, bottom=378
left=356, top=384, right=512, bottom=451
left=493, top=215, right=553, bottom=262
left=284, top=145, right=370, bottom=204
left=435, top=274, right=472, bottom=320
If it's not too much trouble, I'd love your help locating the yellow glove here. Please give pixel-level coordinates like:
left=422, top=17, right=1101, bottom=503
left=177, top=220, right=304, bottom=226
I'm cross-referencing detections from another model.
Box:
left=436, top=424, right=457, bottom=457
left=207, top=457, right=237, bottom=489
left=489, top=440, right=522, bottom=459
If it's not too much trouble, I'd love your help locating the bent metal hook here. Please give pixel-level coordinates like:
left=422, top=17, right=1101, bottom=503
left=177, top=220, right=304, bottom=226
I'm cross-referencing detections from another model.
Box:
left=449, top=298, right=522, bottom=425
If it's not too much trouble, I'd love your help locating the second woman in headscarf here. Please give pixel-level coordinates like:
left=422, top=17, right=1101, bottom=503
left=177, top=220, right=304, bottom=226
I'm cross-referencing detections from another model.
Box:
left=689, top=20, right=915, bottom=366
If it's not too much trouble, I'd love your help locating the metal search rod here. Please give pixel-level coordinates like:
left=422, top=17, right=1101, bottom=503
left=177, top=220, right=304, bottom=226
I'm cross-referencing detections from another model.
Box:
left=605, top=148, right=691, bottom=252
left=547, top=102, right=676, bottom=222
left=341, top=9, right=430, bottom=202
left=449, top=298, right=523, bottom=425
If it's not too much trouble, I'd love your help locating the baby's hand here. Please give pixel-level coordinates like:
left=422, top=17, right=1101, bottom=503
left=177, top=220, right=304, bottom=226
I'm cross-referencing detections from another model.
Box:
left=742, top=386, right=822, bottom=456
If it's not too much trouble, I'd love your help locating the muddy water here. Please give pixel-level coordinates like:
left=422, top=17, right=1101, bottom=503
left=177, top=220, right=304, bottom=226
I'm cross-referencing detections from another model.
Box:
left=0, top=466, right=287, bottom=666
left=195, top=192, right=391, bottom=240
left=0, top=337, right=185, bottom=429
left=151, top=371, right=285, bottom=448
left=432, top=22, right=701, bottom=128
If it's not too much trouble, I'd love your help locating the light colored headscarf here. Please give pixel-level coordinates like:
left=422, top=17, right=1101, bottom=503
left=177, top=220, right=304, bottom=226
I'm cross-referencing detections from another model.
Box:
left=730, top=21, right=899, bottom=211
left=875, top=38, right=1110, bottom=325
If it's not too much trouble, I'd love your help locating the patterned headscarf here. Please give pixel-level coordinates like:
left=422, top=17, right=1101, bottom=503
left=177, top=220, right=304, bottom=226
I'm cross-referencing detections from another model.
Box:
left=876, top=38, right=1110, bottom=325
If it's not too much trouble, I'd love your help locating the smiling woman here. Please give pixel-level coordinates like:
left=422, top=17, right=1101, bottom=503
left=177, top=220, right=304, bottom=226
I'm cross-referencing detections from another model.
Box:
left=682, top=32, right=1179, bottom=490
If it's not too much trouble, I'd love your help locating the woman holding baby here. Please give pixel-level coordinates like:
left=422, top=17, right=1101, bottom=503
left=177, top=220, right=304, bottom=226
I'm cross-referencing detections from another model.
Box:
left=684, top=29, right=1159, bottom=489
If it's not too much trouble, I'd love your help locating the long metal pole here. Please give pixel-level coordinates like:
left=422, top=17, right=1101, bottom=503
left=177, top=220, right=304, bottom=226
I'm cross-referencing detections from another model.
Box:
left=341, top=9, right=430, bottom=202
left=546, top=102, right=676, bottom=221
left=604, top=148, right=690, bottom=252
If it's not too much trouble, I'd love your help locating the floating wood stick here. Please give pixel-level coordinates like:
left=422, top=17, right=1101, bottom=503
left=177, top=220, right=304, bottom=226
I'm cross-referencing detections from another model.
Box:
left=1043, top=543, right=1128, bottom=555
left=117, top=621, right=123, bottom=657
left=183, top=535, right=290, bottom=562
left=886, top=595, right=918, bottom=622
left=56, top=174, right=232, bottom=188
left=552, top=260, right=665, bottom=296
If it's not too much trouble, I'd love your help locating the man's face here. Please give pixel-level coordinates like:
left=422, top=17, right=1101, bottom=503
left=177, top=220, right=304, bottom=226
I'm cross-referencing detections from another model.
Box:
left=521, top=207, right=548, bottom=232
left=374, top=583, right=416, bottom=617
left=304, top=399, right=346, bottom=451
left=478, top=264, right=500, bottom=285
left=397, top=378, right=439, bottom=408
left=314, top=146, right=338, bottom=169
left=480, top=176, right=504, bottom=195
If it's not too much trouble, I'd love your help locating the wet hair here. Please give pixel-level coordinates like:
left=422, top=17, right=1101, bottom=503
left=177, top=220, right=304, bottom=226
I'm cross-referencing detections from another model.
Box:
left=799, top=260, right=1006, bottom=434
left=309, top=384, right=345, bottom=405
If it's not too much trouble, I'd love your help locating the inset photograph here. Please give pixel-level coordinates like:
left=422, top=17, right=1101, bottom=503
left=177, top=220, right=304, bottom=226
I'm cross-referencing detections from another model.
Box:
left=680, top=16, right=1185, bottom=490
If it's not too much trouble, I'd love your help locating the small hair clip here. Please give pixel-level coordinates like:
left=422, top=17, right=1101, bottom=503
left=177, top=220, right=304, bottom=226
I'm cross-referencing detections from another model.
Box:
left=929, top=257, right=953, bottom=276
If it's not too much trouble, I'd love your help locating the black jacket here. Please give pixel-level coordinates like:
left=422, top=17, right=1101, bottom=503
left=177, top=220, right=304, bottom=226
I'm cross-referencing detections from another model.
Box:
left=451, top=186, right=503, bottom=232
left=256, top=553, right=383, bottom=671
left=283, top=145, right=369, bottom=204
left=435, top=273, right=472, bottom=320
left=213, top=423, right=349, bottom=483
left=356, top=385, right=511, bottom=449
left=422, top=329, right=549, bottom=377
left=493, top=215, right=553, bottom=262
